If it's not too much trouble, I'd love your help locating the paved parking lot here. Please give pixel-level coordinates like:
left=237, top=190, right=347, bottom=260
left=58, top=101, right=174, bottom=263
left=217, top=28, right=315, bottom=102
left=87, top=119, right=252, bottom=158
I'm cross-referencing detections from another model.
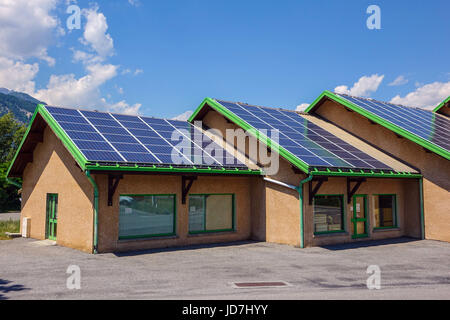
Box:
left=0, top=237, right=449, bottom=300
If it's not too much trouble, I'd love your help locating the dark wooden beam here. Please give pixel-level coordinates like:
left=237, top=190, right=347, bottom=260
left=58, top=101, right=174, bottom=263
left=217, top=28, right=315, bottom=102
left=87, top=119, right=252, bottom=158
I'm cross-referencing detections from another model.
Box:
left=291, top=166, right=303, bottom=175
left=309, top=177, right=328, bottom=205
left=182, top=176, right=197, bottom=204
left=20, top=152, right=33, bottom=163
left=347, top=177, right=366, bottom=203
left=108, top=174, right=123, bottom=206
left=28, top=131, right=44, bottom=143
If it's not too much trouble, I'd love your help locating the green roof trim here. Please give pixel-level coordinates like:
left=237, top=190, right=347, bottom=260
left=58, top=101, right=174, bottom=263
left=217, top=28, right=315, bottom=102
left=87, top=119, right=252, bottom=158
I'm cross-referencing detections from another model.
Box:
left=189, top=97, right=423, bottom=178
left=7, top=104, right=88, bottom=177
left=433, top=96, right=450, bottom=113
left=311, top=167, right=422, bottom=179
left=189, top=97, right=310, bottom=173
left=7, top=104, right=261, bottom=177
left=305, top=90, right=450, bottom=161
left=85, top=163, right=261, bottom=175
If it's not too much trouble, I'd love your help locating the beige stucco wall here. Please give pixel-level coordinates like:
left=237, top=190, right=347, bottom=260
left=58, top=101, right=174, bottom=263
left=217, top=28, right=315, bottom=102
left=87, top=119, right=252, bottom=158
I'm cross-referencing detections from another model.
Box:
left=314, top=100, right=450, bottom=242
left=95, top=174, right=254, bottom=253
left=303, top=177, right=421, bottom=247
left=200, top=108, right=422, bottom=247
left=21, top=126, right=94, bottom=252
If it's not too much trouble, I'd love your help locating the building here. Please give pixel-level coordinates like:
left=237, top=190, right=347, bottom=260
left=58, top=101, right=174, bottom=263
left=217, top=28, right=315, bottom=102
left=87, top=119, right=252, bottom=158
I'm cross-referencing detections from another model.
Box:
left=7, top=93, right=449, bottom=253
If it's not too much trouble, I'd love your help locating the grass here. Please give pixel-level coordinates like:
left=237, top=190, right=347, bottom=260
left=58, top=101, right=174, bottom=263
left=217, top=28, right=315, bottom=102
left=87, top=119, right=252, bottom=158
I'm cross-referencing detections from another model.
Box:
left=0, top=219, right=20, bottom=240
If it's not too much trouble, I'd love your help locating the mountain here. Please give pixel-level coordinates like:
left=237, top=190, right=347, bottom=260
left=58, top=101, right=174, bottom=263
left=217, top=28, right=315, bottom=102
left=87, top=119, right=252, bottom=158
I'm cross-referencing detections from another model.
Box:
left=0, top=88, right=45, bottom=123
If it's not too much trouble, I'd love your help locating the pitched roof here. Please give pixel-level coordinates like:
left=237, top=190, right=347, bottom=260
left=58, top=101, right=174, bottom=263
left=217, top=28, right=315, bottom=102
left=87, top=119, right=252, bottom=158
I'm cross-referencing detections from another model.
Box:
left=189, top=97, right=420, bottom=178
left=7, top=104, right=260, bottom=178
left=305, top=91, right=450, bottom=161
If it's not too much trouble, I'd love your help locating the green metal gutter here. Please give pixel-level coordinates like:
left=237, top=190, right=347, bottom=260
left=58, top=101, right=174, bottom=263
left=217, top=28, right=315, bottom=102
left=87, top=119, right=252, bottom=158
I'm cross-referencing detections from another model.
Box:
left=296, top=174, right=314, bottom=248
left=419, top=178, right=425, bottom=240
left=85, top=163, right=262, bottom=175
left=85, top=170, right=99, bottom=254
left=305, top=91, right=450, bottom=161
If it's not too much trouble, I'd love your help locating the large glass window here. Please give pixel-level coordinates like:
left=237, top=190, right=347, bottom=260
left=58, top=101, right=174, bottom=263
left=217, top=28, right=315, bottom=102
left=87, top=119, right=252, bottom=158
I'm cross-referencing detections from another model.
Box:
left=313, top=195, right=344, bottom=234
left=119, top=195, right=176, bottom=239
left=374, top=194, right=397, bottom=228
left=189, top=194, right=234, bottom=233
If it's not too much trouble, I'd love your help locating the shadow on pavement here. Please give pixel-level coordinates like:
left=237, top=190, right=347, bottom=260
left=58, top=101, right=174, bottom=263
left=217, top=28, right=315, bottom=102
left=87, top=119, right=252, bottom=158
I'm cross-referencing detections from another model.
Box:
left=0, top=279, right=30, bottom=300
left=319, top=237, right=420, bottom=251
left=113, top=240, right=261, bottom=257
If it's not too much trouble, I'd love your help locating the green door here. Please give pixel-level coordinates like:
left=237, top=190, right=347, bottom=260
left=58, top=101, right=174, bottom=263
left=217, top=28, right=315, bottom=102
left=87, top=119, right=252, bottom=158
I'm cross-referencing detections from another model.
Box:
left=46, top=194, right=58, bottom=240
left=351, top=195, right=368, bottom=239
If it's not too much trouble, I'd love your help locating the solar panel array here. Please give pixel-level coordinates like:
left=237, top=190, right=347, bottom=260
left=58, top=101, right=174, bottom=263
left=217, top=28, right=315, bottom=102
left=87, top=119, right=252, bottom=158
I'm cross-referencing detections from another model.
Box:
left=214, top=99, right=393, bottom=170
left=335, top=93, right=450, bottom=153
left=45, top=106, right=246, bottom=168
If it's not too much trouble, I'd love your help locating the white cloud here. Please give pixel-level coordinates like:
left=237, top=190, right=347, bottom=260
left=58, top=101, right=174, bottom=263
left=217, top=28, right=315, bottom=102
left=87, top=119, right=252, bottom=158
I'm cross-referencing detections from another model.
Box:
left=80, top=6, right=114, bottom=59
left=0, top=0, right=59, bottom=66
left=296, top=103, right=309, bottom=112
left=335, top=74, right=384, bottom=97
left=0, top=57, right=39, bottom=94
left=388, top=75, right=408, bottom=86
left=108, top=100, right=141, bottom=115
left=390, top=81, right=450, bottom=110
left=128, top=0, right=141, bottom=7
left=0, top=2, right=141, bottom=115
left=134, top=68, right=143, bottom=75
left=172, top=110, right=193, bottom=121
left=34, top=63, right=118, bottom=107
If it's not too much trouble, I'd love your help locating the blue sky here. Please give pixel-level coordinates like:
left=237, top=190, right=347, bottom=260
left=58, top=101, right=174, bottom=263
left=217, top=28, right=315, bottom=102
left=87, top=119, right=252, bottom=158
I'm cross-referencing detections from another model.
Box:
left=0, top=0, right=449, bottom=118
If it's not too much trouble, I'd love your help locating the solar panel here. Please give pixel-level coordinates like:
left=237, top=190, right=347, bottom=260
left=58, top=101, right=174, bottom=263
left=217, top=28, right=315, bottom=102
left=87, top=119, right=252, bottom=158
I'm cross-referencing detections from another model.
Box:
left=44, top=106, right=247, bottom=168
left=335, top=93, right=450, bottom=153
left=214, top=99, right=393, bottom=170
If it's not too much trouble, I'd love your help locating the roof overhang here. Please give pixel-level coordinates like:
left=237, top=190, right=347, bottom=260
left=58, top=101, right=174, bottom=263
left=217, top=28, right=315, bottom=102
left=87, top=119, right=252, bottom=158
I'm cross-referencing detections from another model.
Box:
left=8, top=103, right=262, bottom=178
left=433, top=96, right=450, bottom=115
left=305, top=91, right=450, bottom=161
left=189, top=97, right=423, bottom=179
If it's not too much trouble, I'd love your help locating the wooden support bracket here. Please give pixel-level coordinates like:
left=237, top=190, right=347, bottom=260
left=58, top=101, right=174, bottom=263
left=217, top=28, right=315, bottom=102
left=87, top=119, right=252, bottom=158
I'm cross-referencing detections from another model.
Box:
left=347, top=177, right=366, bottom=203
left=108, top=174, right=123, bottom=206
left=182, top=176, right=197, bottom=204
left=308, top=177, right=328, bottom=205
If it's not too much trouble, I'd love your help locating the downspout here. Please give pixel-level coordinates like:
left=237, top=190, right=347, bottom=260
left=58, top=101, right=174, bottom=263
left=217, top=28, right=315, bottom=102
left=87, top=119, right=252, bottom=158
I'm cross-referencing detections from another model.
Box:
left=85, top=170, right=99, bottom=254
left=296, top=174, right=313, bottom=249
left=419, top=177, right=425, bottom=240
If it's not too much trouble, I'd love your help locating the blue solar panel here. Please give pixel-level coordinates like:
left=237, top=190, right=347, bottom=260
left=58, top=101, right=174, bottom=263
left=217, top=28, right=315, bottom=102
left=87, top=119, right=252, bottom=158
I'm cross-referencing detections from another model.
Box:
left=335, top=93, right=450, bottom=152
left=44, top=105, right=249, bottom=168
left=214, top=99, right=393, bottom=170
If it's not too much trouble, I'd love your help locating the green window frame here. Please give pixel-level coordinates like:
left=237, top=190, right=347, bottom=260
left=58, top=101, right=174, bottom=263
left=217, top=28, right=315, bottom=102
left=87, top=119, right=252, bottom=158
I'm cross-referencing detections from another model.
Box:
left=118, top=194, right=176, bottom=240
left=373, top=194, right=398, bottom=229
left=313, top=194, right=346, bottom=235
left=188, top=194, right=235, bottom=234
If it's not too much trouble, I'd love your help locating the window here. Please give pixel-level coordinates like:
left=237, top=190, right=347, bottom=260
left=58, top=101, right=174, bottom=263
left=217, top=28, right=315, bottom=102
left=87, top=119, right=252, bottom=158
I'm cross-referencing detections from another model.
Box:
left=189, top=194, right=234, bottom=233
left=313, top=195, right=344, bottom=234
left=119, top=195, right=176, bottom=239
left=374, top=194, right=397, bottom=228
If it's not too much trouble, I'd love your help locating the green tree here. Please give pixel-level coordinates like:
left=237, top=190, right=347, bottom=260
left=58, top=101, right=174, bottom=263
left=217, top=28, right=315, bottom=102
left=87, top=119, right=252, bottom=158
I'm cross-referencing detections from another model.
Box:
left=0, top=112, right=26, bottom=163
left=0, top=112, right=26, bottom=211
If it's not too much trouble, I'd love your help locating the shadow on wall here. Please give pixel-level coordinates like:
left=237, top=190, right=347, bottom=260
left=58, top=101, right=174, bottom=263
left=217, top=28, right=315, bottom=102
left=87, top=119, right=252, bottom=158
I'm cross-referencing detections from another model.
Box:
left=0, top=279, right=30, bottom=300
left=113, top=240, right=262, bottom=257
left=319, top=237, right=420, bottom=251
